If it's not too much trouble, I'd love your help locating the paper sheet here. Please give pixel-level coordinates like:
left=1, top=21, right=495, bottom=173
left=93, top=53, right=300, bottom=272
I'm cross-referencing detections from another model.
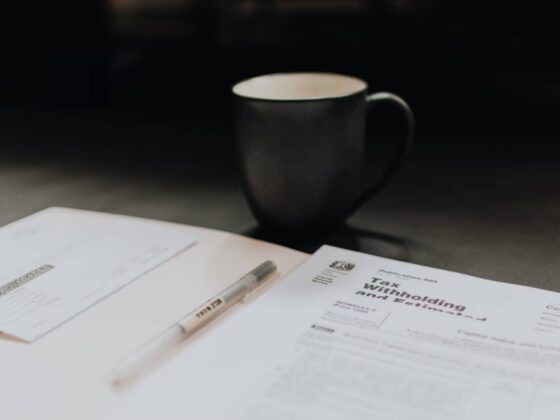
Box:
left=0, top=208, right=195, bottom=341
left=106, top=245, right=560, bottom=420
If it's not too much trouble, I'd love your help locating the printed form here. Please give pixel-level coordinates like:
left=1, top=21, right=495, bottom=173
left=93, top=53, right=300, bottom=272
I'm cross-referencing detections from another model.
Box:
left=107, top=246, right=560, bottom=420
left=0, top=208, right=195, bottom=342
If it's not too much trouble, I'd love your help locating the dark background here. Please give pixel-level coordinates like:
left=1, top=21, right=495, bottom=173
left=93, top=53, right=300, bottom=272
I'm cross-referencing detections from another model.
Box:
left=5, top=1, right=560, bottom=124
left=3, top=0, right=559, bottom=150
left=0, top=1, right=559, bottom=286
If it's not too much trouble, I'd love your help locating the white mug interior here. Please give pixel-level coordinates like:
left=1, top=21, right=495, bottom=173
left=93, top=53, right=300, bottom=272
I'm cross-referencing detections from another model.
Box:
left=232, top=72, right=367, bottom=101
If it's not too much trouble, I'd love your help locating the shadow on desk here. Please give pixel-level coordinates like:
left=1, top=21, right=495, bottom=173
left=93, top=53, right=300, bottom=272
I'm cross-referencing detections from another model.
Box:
left=244, top=224, right=415, bottom=262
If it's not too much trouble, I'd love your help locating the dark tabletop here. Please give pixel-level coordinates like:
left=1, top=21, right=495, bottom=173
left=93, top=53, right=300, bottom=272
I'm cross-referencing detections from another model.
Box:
left=0, top=105, right=558, bottom=292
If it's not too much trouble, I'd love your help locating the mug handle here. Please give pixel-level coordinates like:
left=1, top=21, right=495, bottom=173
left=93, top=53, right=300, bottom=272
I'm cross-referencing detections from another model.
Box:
left=353, top=92, right=415, bottom=210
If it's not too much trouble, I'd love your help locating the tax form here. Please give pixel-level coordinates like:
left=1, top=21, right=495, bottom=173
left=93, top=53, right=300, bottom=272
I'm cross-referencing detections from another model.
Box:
left=106, top=245, right=560, bottom=420
left=0, top=208, right=195, bottom=342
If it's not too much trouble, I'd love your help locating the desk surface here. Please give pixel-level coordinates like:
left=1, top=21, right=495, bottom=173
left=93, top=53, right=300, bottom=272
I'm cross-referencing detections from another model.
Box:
left=0, top=106, right=558, bottom=292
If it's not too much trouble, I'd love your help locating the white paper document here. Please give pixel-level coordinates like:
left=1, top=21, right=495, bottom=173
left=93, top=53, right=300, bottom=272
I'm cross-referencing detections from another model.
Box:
left=0, top=208, right=195, bottom=342
left=107, top=245, right=560, bottom=420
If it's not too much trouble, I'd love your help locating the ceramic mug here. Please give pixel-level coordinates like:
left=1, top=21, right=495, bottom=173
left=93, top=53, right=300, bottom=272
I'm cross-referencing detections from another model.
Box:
left=233, top=72, right=414, bottom=236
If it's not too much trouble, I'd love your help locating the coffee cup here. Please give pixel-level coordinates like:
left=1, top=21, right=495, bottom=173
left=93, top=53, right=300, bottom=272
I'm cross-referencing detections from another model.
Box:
left=233, top=72, right=414, bottom=236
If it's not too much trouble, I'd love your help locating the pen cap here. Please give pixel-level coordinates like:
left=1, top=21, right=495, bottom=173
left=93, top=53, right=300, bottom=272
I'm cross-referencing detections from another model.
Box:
left=220, top=261, right=278, bottom=303
left=248, top=260, right=277, bottom=288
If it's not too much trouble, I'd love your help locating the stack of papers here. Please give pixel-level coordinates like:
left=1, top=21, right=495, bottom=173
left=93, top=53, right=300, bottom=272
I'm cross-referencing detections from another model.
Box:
left=2, top=207, right=560, bottom=420
left=0, top=208, right=195, bottom=342
left=106, top=246, right=560, bottom=420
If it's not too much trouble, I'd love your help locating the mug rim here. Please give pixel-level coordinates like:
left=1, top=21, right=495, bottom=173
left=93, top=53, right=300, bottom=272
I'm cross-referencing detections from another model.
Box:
left=232, top=72, right=368, bottom=102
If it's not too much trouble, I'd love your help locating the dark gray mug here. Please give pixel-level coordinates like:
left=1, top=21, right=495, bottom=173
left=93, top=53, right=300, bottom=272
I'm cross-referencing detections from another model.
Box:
left=233, top=73, right=414, bottom=236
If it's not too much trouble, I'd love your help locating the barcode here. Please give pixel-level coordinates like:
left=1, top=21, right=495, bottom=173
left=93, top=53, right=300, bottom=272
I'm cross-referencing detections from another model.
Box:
left=0, top=265, right=55, bottom=296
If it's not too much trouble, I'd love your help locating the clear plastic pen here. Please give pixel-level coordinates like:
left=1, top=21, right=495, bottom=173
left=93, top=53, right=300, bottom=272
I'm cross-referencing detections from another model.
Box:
left=112, top=260, right=277, bottom=383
